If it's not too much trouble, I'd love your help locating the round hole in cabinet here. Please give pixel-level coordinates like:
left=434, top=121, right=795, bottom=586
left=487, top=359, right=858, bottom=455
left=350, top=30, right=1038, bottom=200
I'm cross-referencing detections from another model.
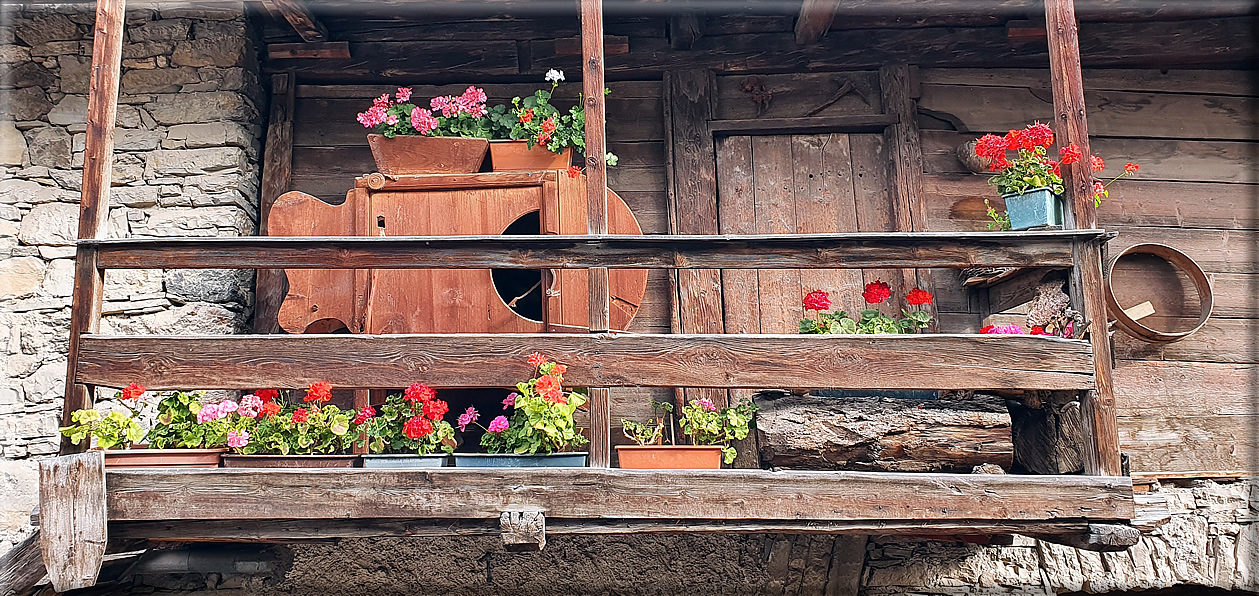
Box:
left=490, top=210, right=544, bottom=323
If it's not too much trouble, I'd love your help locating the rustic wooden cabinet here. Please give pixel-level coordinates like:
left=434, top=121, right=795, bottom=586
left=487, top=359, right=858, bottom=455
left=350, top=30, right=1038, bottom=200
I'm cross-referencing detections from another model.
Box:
left=268, top=170, right=648, bottom=335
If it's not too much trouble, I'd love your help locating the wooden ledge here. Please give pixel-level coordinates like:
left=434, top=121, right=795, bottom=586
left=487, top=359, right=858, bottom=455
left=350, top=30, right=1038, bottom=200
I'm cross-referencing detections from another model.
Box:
left=82, top=230, right=1109, bottom=271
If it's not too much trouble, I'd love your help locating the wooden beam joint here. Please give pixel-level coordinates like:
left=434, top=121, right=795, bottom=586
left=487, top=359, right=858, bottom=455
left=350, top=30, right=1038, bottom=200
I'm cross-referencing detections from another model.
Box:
left=266, top=0, right=328, bottom=43
left=500, top=511, right=546, bottom=552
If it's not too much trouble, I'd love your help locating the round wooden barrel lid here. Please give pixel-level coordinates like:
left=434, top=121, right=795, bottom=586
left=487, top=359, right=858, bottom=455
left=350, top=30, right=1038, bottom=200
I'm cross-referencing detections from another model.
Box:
left=1105, top=243, right=1213, bottom=343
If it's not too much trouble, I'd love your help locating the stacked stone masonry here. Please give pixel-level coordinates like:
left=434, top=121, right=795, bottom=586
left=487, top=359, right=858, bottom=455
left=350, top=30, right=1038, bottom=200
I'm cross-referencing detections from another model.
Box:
left=0, top=2, right=262, bottom=551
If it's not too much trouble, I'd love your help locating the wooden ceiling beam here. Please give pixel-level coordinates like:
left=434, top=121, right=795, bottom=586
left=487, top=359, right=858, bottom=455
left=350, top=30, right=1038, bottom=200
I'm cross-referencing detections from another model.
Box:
left=795, top=0, right=841, bottom=44
left=266, top=0, right=329, bottom=42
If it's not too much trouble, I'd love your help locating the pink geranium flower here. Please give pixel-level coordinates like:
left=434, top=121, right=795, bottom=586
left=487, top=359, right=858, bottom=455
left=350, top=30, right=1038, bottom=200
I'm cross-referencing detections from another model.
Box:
left=487, top=415, right=509, bottom=433
left=227, top=430, right=249, bottom=448
left=457, top=406, right=478, bottom=432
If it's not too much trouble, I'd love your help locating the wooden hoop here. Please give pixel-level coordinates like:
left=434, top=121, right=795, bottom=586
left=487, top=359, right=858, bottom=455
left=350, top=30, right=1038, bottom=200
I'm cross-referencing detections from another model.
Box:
left=1105, top=243, right=1213, bottom=343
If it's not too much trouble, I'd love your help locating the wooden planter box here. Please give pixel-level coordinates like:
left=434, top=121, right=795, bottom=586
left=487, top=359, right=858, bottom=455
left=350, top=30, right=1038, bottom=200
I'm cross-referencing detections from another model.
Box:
left=616, top=445, right=723, bottom=470
left=488, top=140, right=572, bottom=171
left=367, top=134, right=488, bottom=176
left=220, top=455, right=360, bottom=468
left=102, top=448, right=225, bottom=469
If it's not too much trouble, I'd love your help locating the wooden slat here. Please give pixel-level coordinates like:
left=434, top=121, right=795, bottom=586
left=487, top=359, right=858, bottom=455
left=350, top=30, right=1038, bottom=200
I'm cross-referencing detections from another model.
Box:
left=39, top=452, right=107, bottom=592
left=0, top=533, right=45, bottom=596
left=582, top=0, right=611, bottom=469
left=1047, top=0, right=1123, bottom=478
left=708, top=115, right=897, bottom=135
left=1119, top=415, right=1258, bottom=474
left=795, top=0, right=842, bottom=45
left=85, top=231, right=1104, bottom=270
left=267, top=0, right=328, bottom=42
left=253, top=72, right=295, bottom=335
left=75, top=333, right=1096, bottom=391
left=102, top=468, right=1133, bottom=522
left=61, top=0, right=125, bottom=452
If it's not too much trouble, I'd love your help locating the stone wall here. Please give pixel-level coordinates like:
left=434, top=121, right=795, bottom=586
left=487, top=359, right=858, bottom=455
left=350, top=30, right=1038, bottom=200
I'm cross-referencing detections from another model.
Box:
left=0, top=1, right=262, bottom=551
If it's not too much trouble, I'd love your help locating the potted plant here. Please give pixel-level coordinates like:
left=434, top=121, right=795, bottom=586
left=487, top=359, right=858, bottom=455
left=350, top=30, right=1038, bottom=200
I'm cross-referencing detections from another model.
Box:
left=357, top=86, right=493, bottom=176
left=454, top=353, right=589, bottom=467
left=617, top=398, right=757, bottom=469
left=357, top=383, right=456, bottom=468
left=972, top=122, right=1138, bottom=230
left=488, top=69, right=619, bottom=172
left=60, top=383, right=228, bottom=468
left=218, top=383, right=363, bottom=468
left=799, top=283, right=934, bottom=335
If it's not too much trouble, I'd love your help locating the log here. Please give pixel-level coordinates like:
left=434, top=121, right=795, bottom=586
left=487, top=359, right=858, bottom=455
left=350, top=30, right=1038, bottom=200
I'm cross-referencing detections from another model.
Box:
left=39, top=452, right=107, bottom=592
left=1008, top=392, right=1086, bottom=475
left=754, top=392, right=1014, bottom=473
left=0, top=532, right=45, bottom=596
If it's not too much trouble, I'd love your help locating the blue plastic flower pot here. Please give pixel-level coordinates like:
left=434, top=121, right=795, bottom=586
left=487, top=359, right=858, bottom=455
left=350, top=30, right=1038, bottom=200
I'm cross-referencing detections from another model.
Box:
left=360, top=454, right=450, bottom=468
left=1002, top=187, right=1063, bottom=230
left=452, top=452, right=588, bottom=468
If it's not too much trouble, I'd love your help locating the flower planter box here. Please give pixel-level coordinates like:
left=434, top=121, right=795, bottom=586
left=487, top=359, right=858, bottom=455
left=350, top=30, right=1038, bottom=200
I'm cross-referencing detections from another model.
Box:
left=220, top=455, right=360, bottom=468
left=615, top=445, right=723, bottom=470
left=361, top=454, right=450, bottom=468
left=367, top=134, right=488, bottom=176
left=1003, top=187, right=1063, bottom=230
left=102, top=447, right=225, bottom=469
left=489, top=140, right=572, bottom=171
left=452, top=452, right=587, bottom=468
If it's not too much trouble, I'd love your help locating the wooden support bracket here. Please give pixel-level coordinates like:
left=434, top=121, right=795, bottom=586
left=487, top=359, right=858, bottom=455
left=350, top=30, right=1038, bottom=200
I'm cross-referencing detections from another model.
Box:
left=500, top=511, right=546, bottom=552
left=1029, top=523, right=1141, bottom=552
left=39, top=451, right=107, bottom=592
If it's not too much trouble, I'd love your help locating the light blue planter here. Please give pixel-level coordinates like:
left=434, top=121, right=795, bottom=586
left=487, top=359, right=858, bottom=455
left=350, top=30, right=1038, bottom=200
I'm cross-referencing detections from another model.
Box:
left=453, top=452, right=588, bottom=468
left=360, top=454, right=450, bottom=468
left=1003, top=187, right=1063, bottom=230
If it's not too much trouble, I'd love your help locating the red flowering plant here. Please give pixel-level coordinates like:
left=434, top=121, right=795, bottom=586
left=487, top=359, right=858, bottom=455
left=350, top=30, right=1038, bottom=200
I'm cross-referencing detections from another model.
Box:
left=973, top=122, right=1139, bottom=229
left=461, top=352, right=589, bottom=455
left=356, top=86, right=499, bottom=139
left=356, top=383, right=456, bottom=456
left=800, top=283, right=934, bottom=335
left=223, top=383, right=362, bottom=455
left=59, top=382, right=148, bottom=449
left=491, top=69, right=619, bottom=168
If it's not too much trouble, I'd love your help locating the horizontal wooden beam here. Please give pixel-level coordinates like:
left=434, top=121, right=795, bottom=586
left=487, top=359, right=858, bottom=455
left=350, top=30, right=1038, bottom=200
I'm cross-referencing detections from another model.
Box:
left=709, top=114, right=898, bottom=136
left=76, top=333, right=1096, bottom=390
left=103, top=468, right=1134, bottom=523
left=267, top=41, right=350, bottom=59
left=113, top=517, right=1118, bottom=542
left=84, top=231, right=1106, bottom=271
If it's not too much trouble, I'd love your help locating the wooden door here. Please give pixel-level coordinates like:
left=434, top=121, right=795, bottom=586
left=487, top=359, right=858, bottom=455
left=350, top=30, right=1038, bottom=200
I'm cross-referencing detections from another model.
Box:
left=716, top=133, right=912, bottom=334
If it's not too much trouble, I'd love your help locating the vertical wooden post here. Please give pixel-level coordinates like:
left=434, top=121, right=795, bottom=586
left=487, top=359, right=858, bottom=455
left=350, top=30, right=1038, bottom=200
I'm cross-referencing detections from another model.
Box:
left=1045, top=0, right=1122, bottom=477
left=62, top=0, right=126, bottom=452
left=879, top=64, right=937, bottom=330
left=39, top=451, right=107, bottom=591
left=253, top=72, right=296, bottom=334
left=581, top=0, right=611, bottom=468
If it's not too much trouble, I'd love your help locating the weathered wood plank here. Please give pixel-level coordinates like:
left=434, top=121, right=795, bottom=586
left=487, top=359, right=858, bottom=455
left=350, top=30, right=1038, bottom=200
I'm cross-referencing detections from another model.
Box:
left=582, top=0, right=611, bottom=469
left=75, top=333, right=1097, bottom=391
left=919, top=67, right=1259, bottom=97
left=715, top=72, right=882, bottom=120
left=1118, top=415, right=1258, bottom=474
left=39, top=452, right=107, bottom=592
left=795, top=0, right=841, bottom=45
left=85, top=232, right=1102, bottom=270
left=254, top=72, right=295, bottom=335
left=1113, top=318, right=1258, bottom=364
left=266, top=0, right=328, bottom=42
left=1114, top=360, right=1257, bottom=416
left=0, top=532, right=45, bottom=596
left=708, top=114, right=897, bottom=135
left=102, top=468, right=1134, bottom=522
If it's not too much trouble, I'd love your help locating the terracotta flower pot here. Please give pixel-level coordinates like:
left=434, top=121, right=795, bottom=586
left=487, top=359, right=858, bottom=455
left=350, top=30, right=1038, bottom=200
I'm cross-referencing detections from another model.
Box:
left=367, top=134, right=488, bottom=176
left=452, top=452, right=587, bottom=467
left=219, top=454, right=360, bottom=468
left=615, top=445, right=724, bottom=470
left=102, top=447, right=226, bottom=469
left=489, top=140, right=572, bottom=172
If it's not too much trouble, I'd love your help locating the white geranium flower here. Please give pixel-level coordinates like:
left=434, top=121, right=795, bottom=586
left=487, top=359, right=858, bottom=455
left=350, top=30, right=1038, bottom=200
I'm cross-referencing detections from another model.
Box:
left=545, top=69, right=565, bottom=83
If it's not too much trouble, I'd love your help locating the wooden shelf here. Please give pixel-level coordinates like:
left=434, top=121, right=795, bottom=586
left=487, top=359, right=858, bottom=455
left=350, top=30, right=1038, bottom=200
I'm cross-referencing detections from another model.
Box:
left=76, top=333, right=1096, bottom=391
left=81, top=230, right=1108, bottom=271
left=102, top=467, right=1134, bottom=528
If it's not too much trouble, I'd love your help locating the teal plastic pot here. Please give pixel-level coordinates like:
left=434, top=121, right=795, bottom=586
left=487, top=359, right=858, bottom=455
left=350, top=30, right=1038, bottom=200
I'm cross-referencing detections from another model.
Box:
left=452, top=452, right=588, bottom=467
left=360, top=454, right=450, bottom=468
left=1002, top=187, right=1063, bottom=230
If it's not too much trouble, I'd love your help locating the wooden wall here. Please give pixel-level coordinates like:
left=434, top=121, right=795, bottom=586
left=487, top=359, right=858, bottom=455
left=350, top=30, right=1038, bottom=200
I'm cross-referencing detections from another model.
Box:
left=915, top=67, right=1257, bottom=474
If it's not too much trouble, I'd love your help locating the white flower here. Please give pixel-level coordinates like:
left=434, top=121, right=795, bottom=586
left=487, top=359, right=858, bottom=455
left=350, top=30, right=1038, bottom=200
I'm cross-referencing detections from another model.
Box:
left=545, top=69, right=565, bottom=83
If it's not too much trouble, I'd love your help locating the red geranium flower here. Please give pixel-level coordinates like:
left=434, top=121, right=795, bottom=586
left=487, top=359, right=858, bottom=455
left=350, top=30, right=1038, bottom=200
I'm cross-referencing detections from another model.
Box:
left=988, top=153, right=1011, bottom=172
left=255, top=389, right=278, bottom=403
left=404, top=383, right=435, bottom=404
left=802, top=290, right=832, bottom=312
left=527, top=352, right=547, bottom=367
left=535, top=374, right=561, bottom=394
left=422, top=398, right=449, bottom=422
left=861, top=280, right=892, bottom=305
left=352, top=406, right=376, bottom=425
left=291, top=408, right=309, bottom=423
left=403, top=416, right=433, bottom=439
left=1004, top=128, right=1029, bottom=151
left=973, top=134, right=1008, bottom=160
left=543, top=389, right=568, bottom=405
left=120, top=383, right=146, bottom=401
left=1046, top=159, right=1061, bottom=178
left=1090, top=155, right=1106, bottom=173
left=1058, top=143, right=1082, bottom=165
left=1029, top=326, right=1046, bottom=335
left=906, top=288, right=934, bottom=306
left=304, top=381, right=332, bottom=403
left=260, top=401, right=282, bottom=418
left=979, top=325, right=995, bottom=334
left=541, top=117, right=557, bottom=134
left=519, top=108, right=534, bottom=124
left=1124, top=162, right=1139, bottom=174
left=550, top=363, right=567, bottom=377
left=1023, top=122, right=1054, bottom=148
left=566, top=165, right=583, bottom=179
